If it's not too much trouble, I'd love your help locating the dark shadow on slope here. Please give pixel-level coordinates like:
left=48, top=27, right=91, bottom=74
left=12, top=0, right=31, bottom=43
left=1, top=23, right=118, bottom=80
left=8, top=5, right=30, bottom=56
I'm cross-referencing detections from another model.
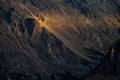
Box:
left=24, top=18, right=35, bottom=36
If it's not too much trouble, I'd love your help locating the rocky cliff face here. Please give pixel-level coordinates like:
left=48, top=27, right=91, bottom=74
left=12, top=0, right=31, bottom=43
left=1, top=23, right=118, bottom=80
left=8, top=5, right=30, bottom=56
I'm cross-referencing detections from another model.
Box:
left=0, top=0, right=120, bottom=80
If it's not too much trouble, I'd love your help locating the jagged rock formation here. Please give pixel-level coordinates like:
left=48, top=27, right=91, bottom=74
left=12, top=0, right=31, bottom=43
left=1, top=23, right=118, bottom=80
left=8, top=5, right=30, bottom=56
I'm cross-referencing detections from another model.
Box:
left=85, top=40, right=120, bottom=80
left=0, top=0, right=120, bottom=80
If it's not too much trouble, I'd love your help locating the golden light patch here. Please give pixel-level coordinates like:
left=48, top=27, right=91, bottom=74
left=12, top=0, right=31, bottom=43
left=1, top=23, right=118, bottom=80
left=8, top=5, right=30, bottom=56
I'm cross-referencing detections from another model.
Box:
left=111, top=48, right=114, bottom=60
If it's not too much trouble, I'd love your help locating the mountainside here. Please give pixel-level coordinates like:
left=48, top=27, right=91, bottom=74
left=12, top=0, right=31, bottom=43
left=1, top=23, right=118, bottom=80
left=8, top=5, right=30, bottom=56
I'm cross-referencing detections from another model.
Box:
left=0, top=0, right=120, bottom=80
left=11, top=0, right=120, bottom=58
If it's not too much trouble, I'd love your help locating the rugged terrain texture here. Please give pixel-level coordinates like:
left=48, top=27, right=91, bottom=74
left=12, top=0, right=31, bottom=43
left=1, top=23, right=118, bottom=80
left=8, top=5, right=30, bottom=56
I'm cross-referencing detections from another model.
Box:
left=0, top=0, right=120, bottom=80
